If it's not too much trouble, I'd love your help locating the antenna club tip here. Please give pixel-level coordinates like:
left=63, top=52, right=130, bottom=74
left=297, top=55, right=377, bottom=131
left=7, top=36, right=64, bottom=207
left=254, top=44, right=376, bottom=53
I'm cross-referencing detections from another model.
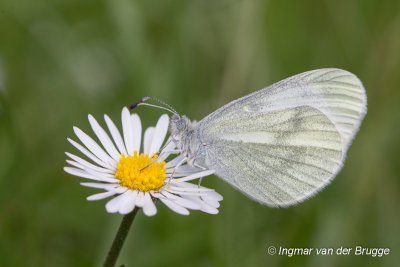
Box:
left=129, top=96, right=152, bottom=110
left=128, top=96, right=179, bottom=115
left=129, top=102, right=140, bottom=110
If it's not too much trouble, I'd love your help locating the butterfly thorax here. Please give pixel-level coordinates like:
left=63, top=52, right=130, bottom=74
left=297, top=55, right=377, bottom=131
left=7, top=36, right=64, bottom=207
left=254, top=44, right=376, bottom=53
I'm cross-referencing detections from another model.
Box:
left=169, top=114, right=204, bottom=167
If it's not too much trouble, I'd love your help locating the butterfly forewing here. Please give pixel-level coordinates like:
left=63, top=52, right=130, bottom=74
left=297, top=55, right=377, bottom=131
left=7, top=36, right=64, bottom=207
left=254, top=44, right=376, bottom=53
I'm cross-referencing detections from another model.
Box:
left=199, top=69, right=366, bottom=153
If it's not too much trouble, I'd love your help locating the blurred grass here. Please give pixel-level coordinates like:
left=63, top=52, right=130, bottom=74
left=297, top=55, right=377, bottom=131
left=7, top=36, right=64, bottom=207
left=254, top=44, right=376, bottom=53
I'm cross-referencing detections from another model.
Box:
left=0, top=0, right=400, bottom=266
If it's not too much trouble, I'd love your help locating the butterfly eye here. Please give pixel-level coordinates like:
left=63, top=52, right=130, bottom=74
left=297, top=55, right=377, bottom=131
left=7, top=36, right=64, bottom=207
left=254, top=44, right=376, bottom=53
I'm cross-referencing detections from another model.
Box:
left=176, top=119, right=186, bottom=130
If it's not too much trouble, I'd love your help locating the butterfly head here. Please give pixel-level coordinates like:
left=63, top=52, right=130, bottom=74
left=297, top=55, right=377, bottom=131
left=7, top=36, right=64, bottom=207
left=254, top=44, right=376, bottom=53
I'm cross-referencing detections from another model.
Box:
left=129, top=95, right=192, bottom=143
left=169, top=114, right=191, bottom=137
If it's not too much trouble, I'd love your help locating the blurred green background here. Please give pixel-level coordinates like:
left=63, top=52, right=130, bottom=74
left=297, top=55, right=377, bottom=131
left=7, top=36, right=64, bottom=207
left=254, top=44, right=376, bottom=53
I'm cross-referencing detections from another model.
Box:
left=1, top=0, right=399, bottom=266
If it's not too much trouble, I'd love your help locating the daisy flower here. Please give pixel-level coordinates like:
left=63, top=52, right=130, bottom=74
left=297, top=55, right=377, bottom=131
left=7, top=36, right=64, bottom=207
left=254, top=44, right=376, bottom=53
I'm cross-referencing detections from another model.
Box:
left=64, top=107, right=222, bottom=216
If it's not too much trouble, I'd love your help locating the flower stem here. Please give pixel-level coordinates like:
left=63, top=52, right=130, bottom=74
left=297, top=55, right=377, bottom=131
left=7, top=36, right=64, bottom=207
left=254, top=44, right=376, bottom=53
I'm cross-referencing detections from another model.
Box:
left=103, top=208, right=139, bottom=267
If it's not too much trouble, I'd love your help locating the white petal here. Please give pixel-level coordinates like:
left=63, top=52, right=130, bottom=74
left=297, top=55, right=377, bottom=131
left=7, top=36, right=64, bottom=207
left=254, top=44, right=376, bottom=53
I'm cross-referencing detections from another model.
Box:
left=165, top=171, right=198, bottom=177
left=104, top=114, right=128, bottom=155
left=112, top=187, right=129, bottom=194
left=204, top=190, right=223, bottom=201
left=73, top=126, right=115, bottom=167
left=131, top=114, right=142, bottom=153
left=122, top=107, right=135, bottom=156
left=66, top=159, right=83, bottom=169
left=167, top=185, right=213, bottom=192
left=157, top=196, right=189, bottom=215
left=79, top=165, right=117, bottom=180
left=177, top=165, right=201, bottom=173
left=88, top=114, right=121, bottom=161
left=199, top=203, right=219, bottom=214
left=172, top=198, right=201, bottom=210
left=174, top=170, right=215, bottom=182
left=149, top=114, right=169, bottom=155
left=118, top=190, right=138, bottom=214
left=68, top=138, right=111, bottom=169
left=166, top=165, right=199, bottom=174
left=142, top=193, right=157, bottom=216
left=158, top=138, right=177, bottom=161
left=165, top=155, right=185, bottom=169
left=171, top=180, right=213, bottom=190
left=170, top=181, right=223, bottom=202
left=143, top=127, right=155, bottom=155
left=80, top=182, right=120, bottom=190
left=164, top=190, right=204, bottom=196
left=106, top=190, right=131, bottom=213
left=67, top=160, right=116, bottom=183
left=162, top=191, right=201, bottom=210
left=66, top=152, right=114, bottom=174
left=183, top=195, right=219, bottom=214
left=64, top=167, right=118, bottom=183
left=202, top=196, right=220, bottom=208
left=135, top=192, right=146, bottom=208
left=66, top=159, right=116, bottom=180
left=87, top=191, right=116, bottom=201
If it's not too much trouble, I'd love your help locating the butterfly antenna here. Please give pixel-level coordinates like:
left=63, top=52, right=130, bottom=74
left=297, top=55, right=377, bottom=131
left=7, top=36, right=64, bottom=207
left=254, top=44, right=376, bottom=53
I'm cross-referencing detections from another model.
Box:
left=129, top=96, right=179, bottom=116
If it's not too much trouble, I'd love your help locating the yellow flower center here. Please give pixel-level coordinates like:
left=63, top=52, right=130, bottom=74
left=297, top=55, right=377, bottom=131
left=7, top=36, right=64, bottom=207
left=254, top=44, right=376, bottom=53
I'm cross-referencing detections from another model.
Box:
left=115, top=151, right=166, bottom=191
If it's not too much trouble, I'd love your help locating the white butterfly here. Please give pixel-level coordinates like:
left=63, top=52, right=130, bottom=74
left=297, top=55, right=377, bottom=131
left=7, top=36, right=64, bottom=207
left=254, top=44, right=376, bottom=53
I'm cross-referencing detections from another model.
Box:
left=131, top=68, right=367, bottom=207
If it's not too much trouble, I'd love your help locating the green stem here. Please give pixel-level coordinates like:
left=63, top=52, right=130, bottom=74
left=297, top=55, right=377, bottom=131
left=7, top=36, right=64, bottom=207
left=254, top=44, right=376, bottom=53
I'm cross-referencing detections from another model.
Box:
left=103, top=208, right=139, bottom=267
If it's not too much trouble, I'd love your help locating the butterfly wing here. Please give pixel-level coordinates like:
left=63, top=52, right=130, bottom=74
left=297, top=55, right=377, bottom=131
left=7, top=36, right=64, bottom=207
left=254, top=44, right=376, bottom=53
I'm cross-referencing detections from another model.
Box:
left=201, top=68, right=366, bottom=153
left=197, top=69, right=366, bottom=206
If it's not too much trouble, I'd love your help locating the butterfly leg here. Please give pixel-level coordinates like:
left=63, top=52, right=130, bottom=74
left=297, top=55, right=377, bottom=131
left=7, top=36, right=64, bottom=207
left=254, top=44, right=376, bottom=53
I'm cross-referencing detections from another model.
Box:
left=192, top=162, right=208, bottom=187
left=167, top=157, right=187, bottom=183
